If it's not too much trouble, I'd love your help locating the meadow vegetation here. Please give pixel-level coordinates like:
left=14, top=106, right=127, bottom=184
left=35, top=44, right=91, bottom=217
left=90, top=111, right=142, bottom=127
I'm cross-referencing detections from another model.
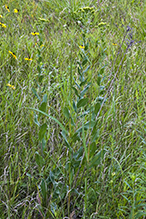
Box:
left=0, top=0, right=146, bottom=218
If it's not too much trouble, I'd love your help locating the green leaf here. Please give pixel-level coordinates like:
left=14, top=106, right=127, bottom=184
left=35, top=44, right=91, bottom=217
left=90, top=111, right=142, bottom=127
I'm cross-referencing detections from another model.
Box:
left=72, top=86, right=79, bottom=97
left=95, top=102, right=100, bottom=114
left=35, top=151, right=45, bottom=167
left=71, top=132, right=80, bottom=142
left=39, top=75, right=43, bottom=83
left=34, top=113, right=40, bottom=126
left=84, top=120, right=95, bottom=129
left=39, top=102, right=47, bottom=113
left=49, top=170, right=55, bottom=184
left=90, top=142, right=97, bottom=158
left=80, top=79, right=89, bottom=87
left=83, top=65, right=90, bottom=74
left=61, top=131, right=72, bottom=151
left=91, top=126, right=99, bottom=142
left=89, top=150, right=106, bottom=168
left=63, top=107, right=70, bottom=119
left=39, top=123, right=47, bottom=141
left=82, top=58, right=88, bottom=66
left=43, top=94, right=47, bottom=103
left=80, top=84, right=90, bottom=97
left=97, top=75, right=101, bottom=86
left=31, top=87, right=40, bottom=100
left=41, top=179, right=47, bottom=200
left=37, top=65, right=41, bottom=74
left=73, top=146, right=84, bottom=161
left=77, top=97, right=88, bottom=108
left=73, top=100, right=77, bottom=113
left=29, top=108, right=68, bottom=134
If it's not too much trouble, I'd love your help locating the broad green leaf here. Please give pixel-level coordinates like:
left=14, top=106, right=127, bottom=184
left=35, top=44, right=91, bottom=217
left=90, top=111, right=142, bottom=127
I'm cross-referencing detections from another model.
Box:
left=39, top=123, right=47, bottom=141
left=77, top=97, right=88, bottom=108
left=39, top=102, right=47, bottom=114
left=43, top=94, right=47, bottom=103
left=35, top=151, right=45, bottom=167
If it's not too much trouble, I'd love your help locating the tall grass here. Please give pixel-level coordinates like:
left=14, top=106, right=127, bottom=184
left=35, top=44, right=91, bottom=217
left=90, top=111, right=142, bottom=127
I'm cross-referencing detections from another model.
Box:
left=0, top=0, right=146, bottom=218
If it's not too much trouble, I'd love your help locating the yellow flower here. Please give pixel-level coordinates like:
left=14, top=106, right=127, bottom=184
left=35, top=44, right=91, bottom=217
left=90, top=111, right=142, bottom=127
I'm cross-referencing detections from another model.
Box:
left=79, top=45, right=85, bottom=49
left=24, top=58, right=32, bottom=61
left=14, top=9, right=19, bottom=13
left=9, top=51, right=17, bottom=59
left=1, top=23, right=6, bottom=28
left=31, top=32, right=39, bottom=36
left=7, top=83, right=15, bottom=90
left=5, top=5, right=10, bottom=12
left=112, top=43, right=117, bottom=46
left=0, top=15, right=2, bottom=18
left=40, top=44, right=44, bottom=48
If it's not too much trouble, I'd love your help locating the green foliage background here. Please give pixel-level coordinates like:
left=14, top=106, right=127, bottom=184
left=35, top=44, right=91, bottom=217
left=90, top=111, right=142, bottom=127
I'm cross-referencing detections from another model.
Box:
left=0, top=0, right=146, bottom=218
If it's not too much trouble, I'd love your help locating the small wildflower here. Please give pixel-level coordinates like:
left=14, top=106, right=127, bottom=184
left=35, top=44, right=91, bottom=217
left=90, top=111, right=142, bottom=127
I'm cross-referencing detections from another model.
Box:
left=112, top=172, right=116, bottom=176
left=0, top=15, right=2, bottom=18
left=112, top=43, right=117, bottom=46
left=79, top=45, right=85, bottom=49
left=31, top=32, right=39, bottom=36
left=40, top=44, right=44, bottom=48
left=7, top=83, right=15, bottom=90
left=5, top=5, right=10, bottom=12
left=14, top=9, right=19, bottom=13
left=9, top=51, right=17, bottom=59
left=24, top=58, right=32, bottom=61
left=1, top=23, right=7, bottom=28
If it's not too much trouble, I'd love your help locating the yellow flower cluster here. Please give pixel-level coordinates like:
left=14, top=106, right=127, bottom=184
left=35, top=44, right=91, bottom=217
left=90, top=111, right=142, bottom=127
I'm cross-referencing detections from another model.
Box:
left=0, top=22, right=7, bottom=28
left=79, top=45, right=85, bottom=49
left=5, top=5, right=10, bottom=12
left=24, top=58, right=32, bottom=61
left=14, top=9, right=19, bottom=13
left=31, top=32, right=39, bottom=36
left=9, top=51, right=17, bottom=59
left=7, top=83, right=15, bottom=90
